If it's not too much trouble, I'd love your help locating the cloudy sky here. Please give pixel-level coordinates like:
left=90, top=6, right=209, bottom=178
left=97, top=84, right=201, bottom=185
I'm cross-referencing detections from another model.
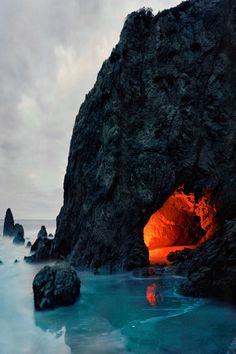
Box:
left=0, top=0, right=180, bottom=219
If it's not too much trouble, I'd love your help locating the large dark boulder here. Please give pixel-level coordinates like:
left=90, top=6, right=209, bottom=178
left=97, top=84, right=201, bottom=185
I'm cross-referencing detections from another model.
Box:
left=33, top=263, right=81, bottom=310
left=3, top=208, right=15, bottom=236
left=33, top=0, right=236, bottom=273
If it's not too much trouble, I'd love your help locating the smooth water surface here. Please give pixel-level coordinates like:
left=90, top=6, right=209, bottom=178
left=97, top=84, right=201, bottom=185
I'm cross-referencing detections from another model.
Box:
left=0, top=220, right=235, bottom=354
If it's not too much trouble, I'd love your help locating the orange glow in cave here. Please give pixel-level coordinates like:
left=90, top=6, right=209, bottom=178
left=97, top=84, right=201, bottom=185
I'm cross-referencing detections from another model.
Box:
left=144, top=187, right=218, bottom=265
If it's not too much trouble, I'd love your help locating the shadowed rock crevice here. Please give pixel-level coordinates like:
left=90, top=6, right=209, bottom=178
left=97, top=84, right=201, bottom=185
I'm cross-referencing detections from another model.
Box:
left=32, top=0, right=236, bottom=274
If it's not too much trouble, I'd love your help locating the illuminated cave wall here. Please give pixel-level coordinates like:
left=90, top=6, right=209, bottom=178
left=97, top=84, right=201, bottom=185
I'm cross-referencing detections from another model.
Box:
left=144, top=187, right=218, bottom=252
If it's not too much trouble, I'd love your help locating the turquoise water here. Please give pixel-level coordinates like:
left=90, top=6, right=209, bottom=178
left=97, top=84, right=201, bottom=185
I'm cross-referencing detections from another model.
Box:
left=0, top=220, right=235, bottom=354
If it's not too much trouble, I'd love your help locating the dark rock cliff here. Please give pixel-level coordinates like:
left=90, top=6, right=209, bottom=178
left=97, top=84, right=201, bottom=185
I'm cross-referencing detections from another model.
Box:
left=41, top=0, right=236, bottom=273
left=179, top=220, right=236, bottom=302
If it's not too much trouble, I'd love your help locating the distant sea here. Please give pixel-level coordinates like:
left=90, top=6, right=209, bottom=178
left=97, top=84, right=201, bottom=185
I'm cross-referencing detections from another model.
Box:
left=0, top=219, right=56, bottom=242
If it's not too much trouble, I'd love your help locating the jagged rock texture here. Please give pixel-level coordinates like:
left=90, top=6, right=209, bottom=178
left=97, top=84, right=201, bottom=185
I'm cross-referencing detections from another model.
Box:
left=33, top=263, right=81, bottom=310
left=45, top=0, right=236, bottom=272
left=179, top=220, right=236, bottom=302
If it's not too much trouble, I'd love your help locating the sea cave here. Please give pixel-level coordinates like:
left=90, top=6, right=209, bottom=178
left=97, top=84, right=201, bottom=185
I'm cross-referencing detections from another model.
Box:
left=144, top=186, right=218, bottom=264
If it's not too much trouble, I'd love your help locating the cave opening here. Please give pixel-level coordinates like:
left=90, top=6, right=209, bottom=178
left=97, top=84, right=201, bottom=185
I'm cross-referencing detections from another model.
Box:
left=144, top=186, right=218, bottom=265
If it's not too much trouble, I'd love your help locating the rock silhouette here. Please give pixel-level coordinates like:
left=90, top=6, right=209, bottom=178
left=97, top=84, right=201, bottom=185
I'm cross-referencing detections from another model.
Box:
left=31, top=226, right=48, bottom=252
left=3, top=209, right=25, bottom=242
left=25, top=226, right=53, bottom=263
left=3, top=208, right=15, bottom=236
left=13, top=224, right=25, bottom=244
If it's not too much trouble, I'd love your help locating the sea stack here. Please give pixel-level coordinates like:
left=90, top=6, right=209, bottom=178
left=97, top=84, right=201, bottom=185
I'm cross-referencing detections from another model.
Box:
left=31, top=225, right=48, bottom=252
left=3, top=208, right=15, bottom=236
left=3, top=208, right=25, bottom=242
left=13, top=224, right=25, bottom=244
left=24, top=226, right=53, bottom=263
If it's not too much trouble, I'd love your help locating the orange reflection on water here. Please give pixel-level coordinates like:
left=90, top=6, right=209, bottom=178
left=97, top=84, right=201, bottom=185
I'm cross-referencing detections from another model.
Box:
left=146, top=283, right=164, bottom=306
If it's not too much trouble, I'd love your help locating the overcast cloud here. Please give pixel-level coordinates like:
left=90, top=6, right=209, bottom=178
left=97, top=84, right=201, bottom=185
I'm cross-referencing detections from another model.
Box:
left=0, top=0, right=180, bottom=219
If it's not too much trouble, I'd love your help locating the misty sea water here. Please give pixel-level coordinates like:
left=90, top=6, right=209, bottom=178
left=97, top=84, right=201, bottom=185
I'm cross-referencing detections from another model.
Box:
left=0, top=220, right=235, bottom=354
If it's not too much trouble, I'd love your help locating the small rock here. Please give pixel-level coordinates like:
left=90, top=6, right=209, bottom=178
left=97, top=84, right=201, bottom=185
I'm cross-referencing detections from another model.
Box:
left=167, top=248, right=193, bottom=264
left=33, top=263, right=81, bottom=310
left=132, top=266, right=164, bottom=278
left=0, top=260, right=3, bottom=265
left=26, top=241, right=32, bottom=248
left=14, top=259, right=19, bottom=263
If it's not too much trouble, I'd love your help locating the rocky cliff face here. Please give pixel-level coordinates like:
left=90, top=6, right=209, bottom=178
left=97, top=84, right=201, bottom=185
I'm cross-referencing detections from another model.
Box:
left=179, top=220, right=236, bottom=302
left=46, top=0, right=236, bottom=272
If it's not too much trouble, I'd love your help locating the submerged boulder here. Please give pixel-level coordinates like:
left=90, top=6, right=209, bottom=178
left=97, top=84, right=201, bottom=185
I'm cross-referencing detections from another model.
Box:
left=3, top=208, right=15, bottom=236
left=33, top=263, right=81, bottom=310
